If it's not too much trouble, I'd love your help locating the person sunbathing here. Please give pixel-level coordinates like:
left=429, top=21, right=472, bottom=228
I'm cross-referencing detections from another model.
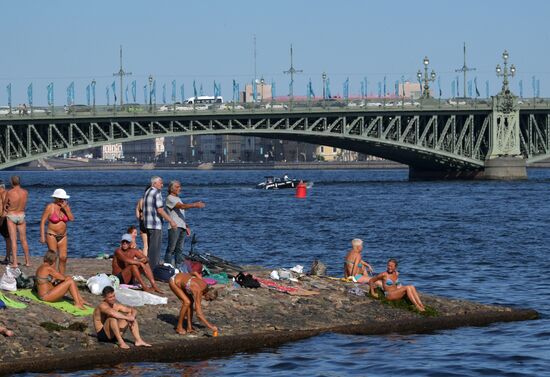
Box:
left=169, top=272, right=218, bottom=336
left=35, top=250, right=90, bottom=310
left=344, top=238, right=374, bottom=283
left=112, top=234, right=161, bottom=293
left=369, top=258, right=425, bottom=312
left=93, top=286, right=151, bottom=349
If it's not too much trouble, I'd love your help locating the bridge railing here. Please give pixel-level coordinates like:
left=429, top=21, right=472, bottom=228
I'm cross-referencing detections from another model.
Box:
left=1, top=97, right=548, bottom=120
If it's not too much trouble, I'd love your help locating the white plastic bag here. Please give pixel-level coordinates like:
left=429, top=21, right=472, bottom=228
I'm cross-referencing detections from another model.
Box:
left=86, top=273, right=113, bottom=295
left=115, top=288, right=167, bottom=307
left=0, top=266, right=21, bottom=291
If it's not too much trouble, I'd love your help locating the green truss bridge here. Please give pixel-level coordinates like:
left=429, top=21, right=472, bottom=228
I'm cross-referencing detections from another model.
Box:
left=1, top=97, right=549, bottom=179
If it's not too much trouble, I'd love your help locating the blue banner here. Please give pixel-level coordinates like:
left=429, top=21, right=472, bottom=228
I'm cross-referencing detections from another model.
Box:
left=193, top=80, right=197, bottom=98
left=106, top=86, right=110, bottom=106
left=485, top=81, right=489, bottom=98
left=86, top=85, right=90, bottom=106
left=6, top=84, right=11, bottom=107
left=394, top=81, right=399, bottom=96
left=326, top=78, right=331, bottom=98
left=172, top=80, right=176, bottom=102
left=271, top=81, right=275, bottom=99
left=474, top=77, right=480, bottom=97
left=343, top=77, right=349, bottom=100
left=125, top=84, right=129, bottom=104
left=467, top=80, right=472, bottom=97
left=532, top=76, right=536, bottom=97
left=111, top=81, right=117, bottom=103
left=456, top=76, right=459, bottom=97
left=67, top=82, right=74, bottom=105
left=253, top=80, right=257, bottom=101
left=152, top=80, right=156, bottom=102
left=162, top=83, right=166, bottom=104
left=27, top=83, right=33, bottom=106
left=377, top=82, right=381, bottom=98
left=232, top=80, right=238, bottom=102
left=47, top=83, right=54, bottom=106
left=180, top=84, right=185, bottom=102
left=537, top=80, right=540, bottom=98
left=132, top=80, right=137, bottom=103
left=383, top=76, right=386, bottom=97
left=199, top=83, right=203, bottom=96
left=91, top=80, right=96, bottom=105
left=360, top=81, right=365, bottom=98
left=307, top=78, right=314, bottom=99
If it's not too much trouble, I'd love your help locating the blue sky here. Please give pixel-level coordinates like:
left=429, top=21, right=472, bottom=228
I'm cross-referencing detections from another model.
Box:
left=1, top=0, right=549, bottom=104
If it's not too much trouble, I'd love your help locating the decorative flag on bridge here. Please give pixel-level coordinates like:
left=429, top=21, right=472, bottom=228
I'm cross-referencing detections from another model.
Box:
left=343, top=77, right=349, bottom=100
left=383, top=76, right=386, bottom=97
left=180, top=84, right=185, bottom=102
left=394, top=81, right=399, bottom=97
left=6, top=84, right=12, bottom=108
left=106, top=86, right=110, bottom=106
left=253, top=80, right=257, bottom=102
left=132, top=80, right=137, bottom=103
left=474, top=77, right=480, bottom=98
left=193, top=80, right=197, bottom=98
left=172, top=80, right=176, bottom=102
left=27, top=83, right=33, bottom=106
left=162, top=83, right=166, bottom=104
left=402, top=76, right=406, bottom=98
left=360, top=81, right=365, bottom=98
left=377, top=82, right=381, bottom=98
left=271, top=80, right=275, bottom=100
left=66, top=82, right=74, bottom=106
left=485, top=81, right=489, bottom=98
left=111, top=81, right=117, bottom=103
left=364, top=77, right=368, bottom=98
left=125, top=84, right=129, bottom=104
left=214, top=81, right=221, bottom=98
left=437, top=76, right=442, bottom=98
left=86, top=85, right=90, bottom=106
left=537, top=80, right=540, bottom=98
left=307, top=78, right=315, bottom=99
left=519, top=80, right=523, bottom=98
left=152, top=80, right=156, bottom=102
left=232, top=80, right=238, bottom=102
left=456, top=76, right=459, bottom=98
left=467, top=80, right=472, bottom=98
left=199, top=83, right=204, bottom=96
left=91, top=80, right=96, bottom=105
left=325, top=78, right=331, bottom=99
left=47, top=83, right=54, bottom=106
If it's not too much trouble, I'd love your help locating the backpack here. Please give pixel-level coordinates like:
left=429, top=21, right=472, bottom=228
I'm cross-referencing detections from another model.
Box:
left=235, top=272, right=261, bottom=289
left=16, top=272, right=35, bottom=289
left=153, top=264, right=176, bottom=282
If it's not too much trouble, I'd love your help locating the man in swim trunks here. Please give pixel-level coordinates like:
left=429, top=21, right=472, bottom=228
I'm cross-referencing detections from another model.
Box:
left=5, top=176, right=30, bottom=267
left=112, top=234, right=162, bottom=293
left=93, top=286, right=151, bottom=349
left=0, top=180, right=12, bottom=264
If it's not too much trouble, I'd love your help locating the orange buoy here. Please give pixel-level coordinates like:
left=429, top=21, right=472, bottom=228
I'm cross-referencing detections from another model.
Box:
left=295, top=180, right=307, bottom=198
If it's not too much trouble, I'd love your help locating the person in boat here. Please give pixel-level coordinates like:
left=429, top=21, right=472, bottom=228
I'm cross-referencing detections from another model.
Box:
left=169, top=272, right=218, bottom=336
left=344, top=238, right=374, bottom=283
left=112, top=234, right=161, bottom=293
left=93, top=286, right=151, bottom=349
left=40, top=189, right=74, bottom=274
left=34, top=250, right=90, bottom=310
left=369, top=258, right=425, bottom=312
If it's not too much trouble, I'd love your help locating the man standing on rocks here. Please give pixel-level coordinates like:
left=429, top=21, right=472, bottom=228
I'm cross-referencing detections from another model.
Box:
left=164, top=180, right=205, bottom=267
left=142, top=176, right=176, bottom=268
left=5, top=176, right=30, bottom=267
left=93, top=286, right=151, bottom=349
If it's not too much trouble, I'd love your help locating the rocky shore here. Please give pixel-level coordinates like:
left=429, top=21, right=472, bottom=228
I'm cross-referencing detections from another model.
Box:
left=0, top=257, right=538, bottom=375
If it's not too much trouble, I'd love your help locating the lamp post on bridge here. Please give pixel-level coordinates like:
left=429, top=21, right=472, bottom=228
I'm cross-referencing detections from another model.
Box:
left=260, top=77, right=265, bottom=106
left=322, top=72, right=327, bottom=108
left=417, top=56, right=436, bottom=99
left=495, top=50, right=516, bottom=94
left=148, top=75, right=153, bottom=113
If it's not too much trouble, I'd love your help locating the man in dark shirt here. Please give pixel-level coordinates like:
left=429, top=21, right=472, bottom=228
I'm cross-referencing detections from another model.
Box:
left=112, top=234, right=161, bottom=293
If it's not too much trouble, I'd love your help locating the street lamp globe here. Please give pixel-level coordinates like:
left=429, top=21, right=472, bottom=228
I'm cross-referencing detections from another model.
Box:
left=148, top=75, right=153, bottom=85
left=510, top=65, right=516, bottom=75
left=430, top=70, right=436, bottom=80
left=502, top=50, right=509, bottom=61
left=322, top=72, right=327, bottom=80
left=496, top=64, right=502, bottom=74
left=417, top=70, right=422, bottom=80
left=423, top=56, right=429, bottom=66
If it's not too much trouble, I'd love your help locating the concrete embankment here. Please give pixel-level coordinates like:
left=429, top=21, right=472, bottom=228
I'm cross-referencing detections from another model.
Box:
left=0, top=257, right=539, bottom=375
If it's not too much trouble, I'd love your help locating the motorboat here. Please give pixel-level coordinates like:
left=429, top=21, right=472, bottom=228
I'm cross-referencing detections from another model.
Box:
left=256, top=175, right=306, bottom=190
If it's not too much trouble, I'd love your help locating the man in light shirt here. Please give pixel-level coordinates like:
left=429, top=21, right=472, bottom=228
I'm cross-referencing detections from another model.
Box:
left=164, top=180, right=205, bottom=267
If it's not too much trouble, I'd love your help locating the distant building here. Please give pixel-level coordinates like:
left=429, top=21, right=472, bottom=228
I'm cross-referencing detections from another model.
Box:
left=122, top=137, right=165, bottom=162
left=242, top=82, right=272, bottom=103
left=101, top=143, right=123, bottom=160
left=398, top=82, right=425, bottom=99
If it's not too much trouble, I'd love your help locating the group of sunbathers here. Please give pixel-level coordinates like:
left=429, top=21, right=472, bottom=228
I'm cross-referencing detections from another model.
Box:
left=344, top=238, right=425, bottom=312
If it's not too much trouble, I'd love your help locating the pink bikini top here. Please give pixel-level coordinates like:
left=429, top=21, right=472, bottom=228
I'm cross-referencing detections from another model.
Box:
left=49, top=211, right=68, bottom=224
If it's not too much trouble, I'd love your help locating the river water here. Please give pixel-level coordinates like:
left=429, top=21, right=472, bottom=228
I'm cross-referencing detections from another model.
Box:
left=14, top=168, right=550, bottom=376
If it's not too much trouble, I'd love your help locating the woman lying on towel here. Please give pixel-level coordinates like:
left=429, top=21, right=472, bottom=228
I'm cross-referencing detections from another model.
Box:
left=369, top=258, right=425, bottom=312
left=169, top=272, right=218, bottom=336
left=34, top=250, right=90, bottom=310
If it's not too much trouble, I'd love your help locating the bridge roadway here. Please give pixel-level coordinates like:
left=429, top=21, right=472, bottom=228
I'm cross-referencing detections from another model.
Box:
left=0, top=100, right=549, bottom=177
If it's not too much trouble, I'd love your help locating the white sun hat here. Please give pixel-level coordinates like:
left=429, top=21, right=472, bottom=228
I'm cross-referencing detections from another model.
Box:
left=51, top=188, right=70, bottom=199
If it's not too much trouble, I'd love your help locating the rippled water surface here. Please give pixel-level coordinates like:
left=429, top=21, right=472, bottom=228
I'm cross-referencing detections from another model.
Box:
left=13, top=168, right=550, bottom=376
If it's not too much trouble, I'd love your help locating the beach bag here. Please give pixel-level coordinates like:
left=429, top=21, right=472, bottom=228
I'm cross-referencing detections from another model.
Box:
left=309, top=260, right=327, bottom=276
left=86, top=273, right=113, bottom=295
left=115, top=288, right=168, bottom=307
left=235, top=272, right=260, bottom=289
left=153, top=264, right=176, bottom=282
left=0, top=266, right=20, bottom=291
left=16, top=272, right=35, bottom=289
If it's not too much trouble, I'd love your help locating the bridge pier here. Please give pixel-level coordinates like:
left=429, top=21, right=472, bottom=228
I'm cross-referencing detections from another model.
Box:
left=409, top=157, right=527, bottom=181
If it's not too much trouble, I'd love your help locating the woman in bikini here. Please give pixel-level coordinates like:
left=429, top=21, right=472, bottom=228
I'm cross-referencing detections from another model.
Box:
left=40, top=189, right=74, bottom=274
left=344, top=238, right=374, bottom=283
left=369, top=258, right=425, bottom=312
left=35, top=250, right=89, bottom=310
left=169, top=272, right=218, bottom=336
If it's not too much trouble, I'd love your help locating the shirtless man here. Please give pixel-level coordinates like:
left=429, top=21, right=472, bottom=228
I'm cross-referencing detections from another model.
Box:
left=0, top=181, right=12, bottom=264
left=5, top=176, right=30, bottom=267
left=112, top=234, right=161, bottom=293
left=93, top=286, right=151, bottom=349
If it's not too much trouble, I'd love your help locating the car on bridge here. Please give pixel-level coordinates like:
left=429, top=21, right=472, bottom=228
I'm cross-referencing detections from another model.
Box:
left=66, top=104, right=92, bottom=114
